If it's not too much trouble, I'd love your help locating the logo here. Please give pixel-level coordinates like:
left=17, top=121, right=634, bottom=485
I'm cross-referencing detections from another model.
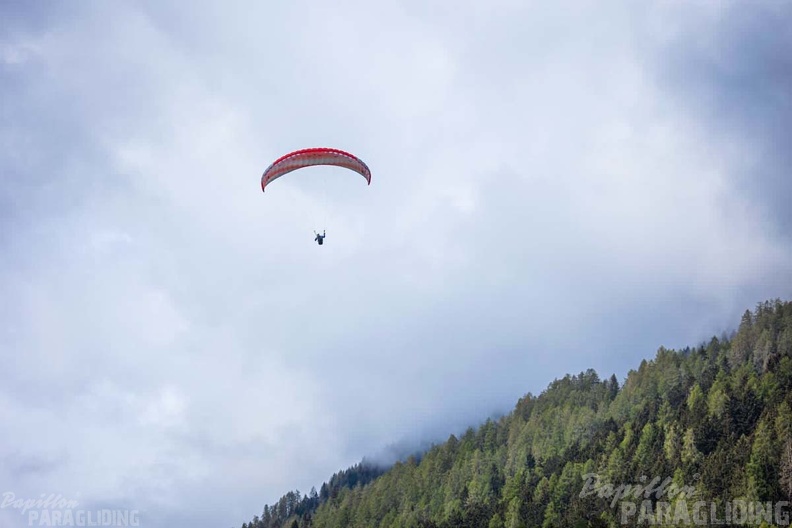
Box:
left=579, top=474, right=791, bottom=525
left=2, top=492, right=141, bottom=526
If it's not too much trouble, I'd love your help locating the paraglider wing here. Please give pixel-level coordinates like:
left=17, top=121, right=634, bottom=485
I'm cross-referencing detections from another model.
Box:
left=261, top=147, right=372, bottom=192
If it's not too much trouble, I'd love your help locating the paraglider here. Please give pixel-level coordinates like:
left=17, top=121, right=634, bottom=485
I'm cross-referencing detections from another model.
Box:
left=260, top=148, right=371, bottom=246
left=260, top=147, right=371, bottom=192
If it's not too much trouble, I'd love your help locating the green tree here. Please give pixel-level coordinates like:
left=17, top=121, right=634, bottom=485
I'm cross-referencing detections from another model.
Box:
left=706, top=379, right=729, bottom=418
left=686, top=384, right=706, bottom=422
left=780, top=439, right=792, bottom=501
left=731, top=310, right=756, bottom=368
left=488, top=513, right=505, bottom=528
left=504, top=496, right=525, bottom=528
left=663, top=423, right=681, bottom=463
left=747, top=417, right=778, bottom=500
left=681, top=428, right=701, bottom=466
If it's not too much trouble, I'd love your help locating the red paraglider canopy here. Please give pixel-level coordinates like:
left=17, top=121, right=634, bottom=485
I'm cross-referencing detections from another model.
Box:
left=261, top=147, right=371, bottom=192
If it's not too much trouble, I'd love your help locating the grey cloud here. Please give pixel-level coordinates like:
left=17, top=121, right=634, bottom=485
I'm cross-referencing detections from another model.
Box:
left=1, top=2, right=791, bottom=528
left=657, top=1, right=792, bottom=235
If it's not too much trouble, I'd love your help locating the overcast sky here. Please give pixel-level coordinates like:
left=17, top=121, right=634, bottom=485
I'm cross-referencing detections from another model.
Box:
left=2, top=1, right=791, bottom=527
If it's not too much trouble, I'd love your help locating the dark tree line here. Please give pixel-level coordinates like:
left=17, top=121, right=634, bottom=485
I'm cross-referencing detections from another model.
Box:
left=239, top=462, right=385, bottom=528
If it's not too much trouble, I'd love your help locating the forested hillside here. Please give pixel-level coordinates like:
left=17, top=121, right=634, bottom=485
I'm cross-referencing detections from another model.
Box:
left=240, top=299, right=792, bottom=528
